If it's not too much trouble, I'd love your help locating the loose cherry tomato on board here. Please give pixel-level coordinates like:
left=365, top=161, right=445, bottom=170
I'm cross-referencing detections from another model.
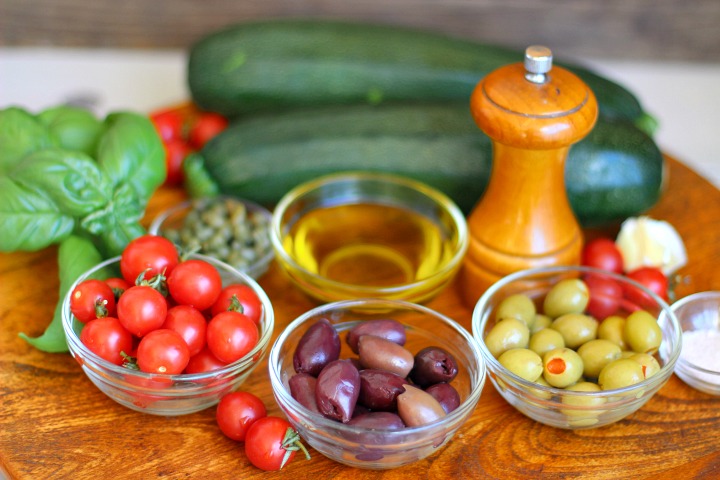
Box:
left=163, top=138, right=192, bottom=186
left=117, top=285, right=168, bottom=337
left=162, top=305, right=207, bottom=357
left=583, top=274, right=623, bottom=320
left=210, top=284, right=263, bottom=325
left=120, top=234, right=179, bottom=285
left=80, top=316, right=133, bottom=365
left=167, top=259, right=223, bottom=311
left=206, top=311, right=259, bottom=364
left=244, top=416, right=310, bottom=471
left=70, top=279, right=117, bottom=323
left=189, top=112, right=228, bottom=150
left=150, top=109, right=185, bottom=142
left=216, top=391, right=267, bottom=442
left=581, top=238, right=624, bottom=274
left=624, top=267, right=670, bottom=307
left=136, top=328, right=190, bottom=375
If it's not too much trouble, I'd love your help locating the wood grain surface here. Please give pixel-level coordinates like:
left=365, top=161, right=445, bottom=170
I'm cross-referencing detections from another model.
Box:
left=1, top=0, right=719, bottom=62
left=1, top=156, right=719, bottom=479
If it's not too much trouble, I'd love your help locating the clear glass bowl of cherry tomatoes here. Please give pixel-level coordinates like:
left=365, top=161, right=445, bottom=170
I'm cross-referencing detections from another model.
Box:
left=61, top=234, right=274, bottom=416
left=472, top=265, right=681, bottom=429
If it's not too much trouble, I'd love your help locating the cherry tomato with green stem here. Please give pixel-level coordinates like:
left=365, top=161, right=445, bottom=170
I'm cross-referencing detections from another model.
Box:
left=210, top=284, right=263, bottom=325
left=120, top=234, right=179, bottom=285
left=70, top=279, right=116, bottom=323
left=167, top=259, right=222, bottom=311
left=105, top=277, right=131, bottom=301
left=80, top=316, right=133, bottom=365
left=136, top=328, right=190, bottom=375
left=117, top=285, right=168, bottom=337
left=244, top=416, right=310, bottom=471
left=216, top=391, right=267, bottom=442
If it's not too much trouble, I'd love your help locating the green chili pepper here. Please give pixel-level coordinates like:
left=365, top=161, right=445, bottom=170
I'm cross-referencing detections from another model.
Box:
left=183, top=152, right=220, bottom=199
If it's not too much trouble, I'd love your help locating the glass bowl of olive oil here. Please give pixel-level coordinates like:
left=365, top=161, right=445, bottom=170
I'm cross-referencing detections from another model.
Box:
left=270, top=171, right=468, bottom=304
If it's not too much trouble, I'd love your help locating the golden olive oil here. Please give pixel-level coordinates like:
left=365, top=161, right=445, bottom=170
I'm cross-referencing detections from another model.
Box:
left=282, top=203, right=456, bottom=288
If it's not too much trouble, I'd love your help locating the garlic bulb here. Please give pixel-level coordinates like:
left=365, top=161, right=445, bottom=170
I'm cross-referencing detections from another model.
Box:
left=615, top=216, right=687, bottom=275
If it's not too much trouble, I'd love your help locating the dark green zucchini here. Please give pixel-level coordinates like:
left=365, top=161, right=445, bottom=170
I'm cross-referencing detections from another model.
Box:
left=187, top=19, right=655, bottom=134
left=196, top=104, right=664, bottom=226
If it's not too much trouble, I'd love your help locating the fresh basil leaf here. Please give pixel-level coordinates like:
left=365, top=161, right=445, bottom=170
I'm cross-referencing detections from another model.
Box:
left=96, top=112, right=166, bottom=204
left=0, top=176, right=74, bottom=252
left=19, top=234, right=103, bottom=353
left=38, top=105, right=105, bottom=155
left=0, top=107, right=56, bottom=175
left=10, top=148, right=112, bottom=217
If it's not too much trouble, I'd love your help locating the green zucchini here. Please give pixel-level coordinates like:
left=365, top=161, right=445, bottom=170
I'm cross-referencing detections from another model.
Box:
left=197, top=104, right=664, bottom=227
left=188, top=19, right=656, bottom=134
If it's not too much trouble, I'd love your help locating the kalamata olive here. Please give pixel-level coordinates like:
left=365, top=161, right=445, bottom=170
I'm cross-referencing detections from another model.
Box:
left=409, top=346, right=458, bottom=387
left=396, top=384, right=446, bottom=427
left=357, top=335, right=414, bottom=378
left=357, top=369, right=407, bottom=411
left=425, top=382, right=461, bottom=414
left=347, top=411, right=405, bottom=430
left=346, top=319, right=406, bottom=354
left=315, top=359, right=360, bottom=423
left=293, top=318, right=340, bottom=376
left=288, top=373, right=320, bottom=413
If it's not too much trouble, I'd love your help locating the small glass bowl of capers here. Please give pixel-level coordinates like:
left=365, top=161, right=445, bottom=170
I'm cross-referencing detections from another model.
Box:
left=149, top=195, right=274, bottom=279
left=471, top=265, right=682, bottom=429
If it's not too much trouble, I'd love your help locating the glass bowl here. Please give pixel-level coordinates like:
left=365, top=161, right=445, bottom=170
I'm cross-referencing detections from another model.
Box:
left=471, top=265, right=682, bottom=429
left=268, top=298, right=486, bottom=469
left=270, top=172, right=468, bottom=304
left=671, top=291, right=720, bottom=395
left=148, top=195, right=274, bottom=279
left=62, top=254, right=274, bottom=416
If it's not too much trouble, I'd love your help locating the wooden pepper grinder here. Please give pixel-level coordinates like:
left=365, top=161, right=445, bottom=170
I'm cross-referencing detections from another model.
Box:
left=461, top=45, right=598, bottom=306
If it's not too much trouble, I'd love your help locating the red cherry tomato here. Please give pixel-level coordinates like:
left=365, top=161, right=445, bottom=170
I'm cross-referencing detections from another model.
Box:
left=624, top=267, right=670, bottom=308
left=581, top=238, right=624, bottom=274
left=80, top=317, right=133, bottom=365
left=162, top=305, right=207, bottom=357
left=189, top=112, right=228, bottom=150
left=584, top=274, right=623, bottom=320
left=163, top=138, right=191, bottom=186
left=117, top=285, right=168, bottom=337
left=244, top=416, right=308, bottom=471
left=206, top=311, right=259, bottom=363
left=184, top=346, right=228, bottom=374
left=149, top=109, right=185, bottom=142
left=136, top=328, right=190, bottom=375
left=167, top=259, right=223, bottom=311
left=210, top=284, right=263, bottom=325
left=105, top=277, right=131, bottom=300
left=216, top=391, right=267, bottom=442
left=120, top=234, right=179, bottom=285
left=70, top=279, right=117, bottom=323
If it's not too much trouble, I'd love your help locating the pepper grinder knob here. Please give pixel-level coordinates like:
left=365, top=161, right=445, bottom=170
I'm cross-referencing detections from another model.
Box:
left=460, top=46, right=599, bottom=307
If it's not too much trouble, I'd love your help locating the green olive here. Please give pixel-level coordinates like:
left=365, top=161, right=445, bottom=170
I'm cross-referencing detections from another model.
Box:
left=624, top=310, right=663, bottom=354
left=542, top=347, right=584, bottom=388
left=629, top=353, right=661, bottom=379
left=577, top=339, right=622, bottom=378
left=561, top=381, right=606, bottom=426
left=495, top=293, right=536, bottom=328
left=530, top=374, right=554, bottom=399
left=543, top=278, right=590, bottom=318
left=551, top=313, right=598, bottom=349
left=531, top=314, right=553, bottom=334
left=597, top=315, right=627, bottom=350
left=484, top=318, right=530, bottom=359
left=498, top=348, right=543, bottom=382
left=598, top=358, right=644, bottom=390
left=529, top=328, right=565, bottom=357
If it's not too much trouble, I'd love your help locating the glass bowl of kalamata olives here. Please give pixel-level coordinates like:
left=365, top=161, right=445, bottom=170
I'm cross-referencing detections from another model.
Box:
left=268, top=298, right=486, bottom=469
left=472, top=265, right=681, bottom=429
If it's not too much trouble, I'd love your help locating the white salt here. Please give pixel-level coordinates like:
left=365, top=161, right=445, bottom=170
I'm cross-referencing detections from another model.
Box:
left=681, top=329, right=720, bottom=374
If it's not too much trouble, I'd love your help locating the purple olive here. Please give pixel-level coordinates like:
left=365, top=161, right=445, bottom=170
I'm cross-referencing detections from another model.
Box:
left=347, top=411, right=405, bottom=430
left=357, top=369, right=407, bottom=411
left=396, top=384, right=446, bottom=427
left=293, top=318, right=340, bottom=376
left=409, top=346, right=458, bottom=387
left=357, top=335, right=414, bottom=378
left=425, top=382, right=461, bottom=414
left=346, top=319, right=406, bottom=354
left=288, top=373, right=321, bottom=414
left=315, top=359, right=360, bottom=423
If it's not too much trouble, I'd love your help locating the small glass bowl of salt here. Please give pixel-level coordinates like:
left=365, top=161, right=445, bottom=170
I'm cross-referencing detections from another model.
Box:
left=671, top=291, right=720, bottom=395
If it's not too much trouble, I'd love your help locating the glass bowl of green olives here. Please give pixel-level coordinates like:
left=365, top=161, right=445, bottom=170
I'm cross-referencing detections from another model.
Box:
left=268, top=298, right=486, bottom=469
left=471, top=265, right=682, bottom=429
left=149, top=195, right=274, bottom=279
